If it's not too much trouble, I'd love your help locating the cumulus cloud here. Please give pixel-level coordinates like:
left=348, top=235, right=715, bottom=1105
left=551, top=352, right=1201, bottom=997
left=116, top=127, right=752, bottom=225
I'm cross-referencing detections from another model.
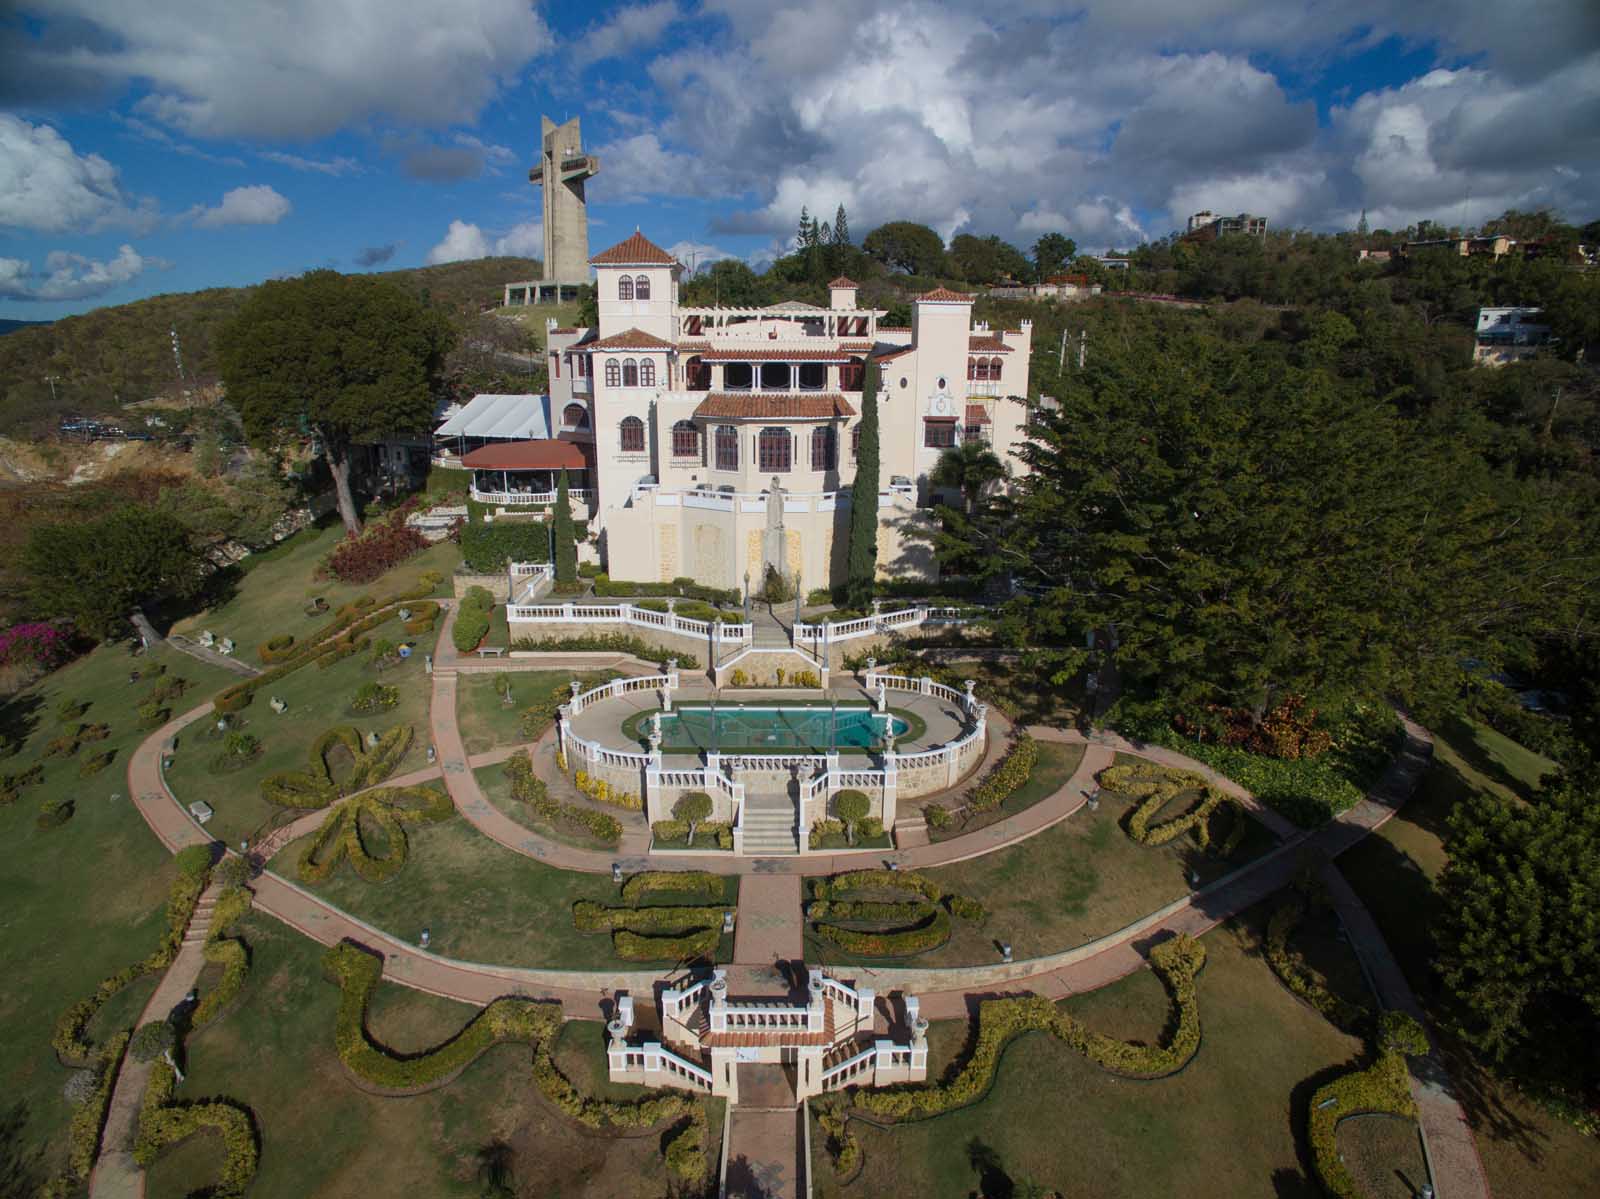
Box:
left=401, top=145, right=485, bottom=181
left=454, top=133, right=515, bottom=166
left=0, top=115, right=154, bottom=233
left=186, top=184, right=292, bottom=228
left=10, top=0, right=552, bottom=140
left=425, top=219, right=543, bottom=264
left=260, top=150, right=362, bottom=176
left=354, top=244, right=397, bottom=267
left=0, top=244, right=169, bottom=302
left=570, top=2, right=682, bottom=67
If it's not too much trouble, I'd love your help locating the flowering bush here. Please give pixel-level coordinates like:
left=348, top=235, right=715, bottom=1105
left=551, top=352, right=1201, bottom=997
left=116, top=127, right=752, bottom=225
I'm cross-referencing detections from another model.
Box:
left=574, top=769, right=643, bottom=810
left=326, top=501, right=428, bottom=584
left=0, top=622, right=74, bottom=670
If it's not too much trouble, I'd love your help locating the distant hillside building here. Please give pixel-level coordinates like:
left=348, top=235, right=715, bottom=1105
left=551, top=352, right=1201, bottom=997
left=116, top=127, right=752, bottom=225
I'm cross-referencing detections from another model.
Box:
left=1184, top=212, right=1268, bottom=241
left=1474, top=307, right=1552, bottom=366
left=988, top=274, right=1102, bottom=301
left=1093, top=255, right=1132, bottom=271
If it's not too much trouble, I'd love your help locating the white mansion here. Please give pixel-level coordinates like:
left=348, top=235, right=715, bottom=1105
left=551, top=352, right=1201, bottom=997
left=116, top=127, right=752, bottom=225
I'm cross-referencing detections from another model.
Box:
left=460, top=230, right=1034, bottom=589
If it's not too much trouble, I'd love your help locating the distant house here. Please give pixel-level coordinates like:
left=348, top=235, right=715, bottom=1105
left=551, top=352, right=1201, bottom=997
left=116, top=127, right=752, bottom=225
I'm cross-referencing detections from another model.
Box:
left=1401, top=235, right=1514, bottom=259
left=1093, top=255, right=1132, bottom=271
left=1184, top=212, right=1268, bottom=241
left=1356, top=249, right=1392, bottom=263
left=987, top=274, right=1103, bottom=302
left=1474, top=307, right=1552, bottom=366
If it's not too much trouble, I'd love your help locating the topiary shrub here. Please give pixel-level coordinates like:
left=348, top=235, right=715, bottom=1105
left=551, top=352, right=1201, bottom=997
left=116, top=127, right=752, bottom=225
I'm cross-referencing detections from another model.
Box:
left=298, top=785, right=453, bottom=884
left=134, top=1061, right=258, bottom=1197
left=672, top=791, right=714, bottom=845
left=1099, top=760, right=1246, bottom=850
left=807, top=869, right=985, bottom=957
left=129, top=1021, right=175, bottom=1064
left=452, top=585, right=495, bottom=653
left=1306, top=1011, right=1426, bottom=1199
left=257, top=634, right=297, bottom=664
left=261, top=724, right=413, bottom=809
left=834, top=790, right=870, bottom=844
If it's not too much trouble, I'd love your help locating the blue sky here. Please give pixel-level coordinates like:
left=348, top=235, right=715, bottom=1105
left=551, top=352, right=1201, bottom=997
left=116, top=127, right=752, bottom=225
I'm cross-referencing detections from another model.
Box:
left=2, top=0, right=1597, bottom=319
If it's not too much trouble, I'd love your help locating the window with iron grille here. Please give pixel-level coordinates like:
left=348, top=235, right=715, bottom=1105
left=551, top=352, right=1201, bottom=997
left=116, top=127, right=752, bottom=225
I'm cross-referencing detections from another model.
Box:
left=810, top=425, right=836, bottom=471
left=635, top=274, right=651, bottom=300
left=620, top=416, right=646, bottom=453
left=840, top=360, right=864, bottom=391
left=672, top=420, right=699, bottom=459
left=715, top=425, right=739, bottom=470
left=622, top=358, right=639, bottom=387
left=618, top=276, right=634, bottom=301
left=604, top=358, right=620, bottom=387
left=639, top=358, right=656, bottom=387
left=758, top=426, right=792, bottom=472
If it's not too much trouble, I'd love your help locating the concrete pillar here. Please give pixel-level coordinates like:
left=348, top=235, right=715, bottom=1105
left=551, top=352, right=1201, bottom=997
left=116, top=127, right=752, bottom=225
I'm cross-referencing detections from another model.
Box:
left=882, top=750, right=898, bottom=830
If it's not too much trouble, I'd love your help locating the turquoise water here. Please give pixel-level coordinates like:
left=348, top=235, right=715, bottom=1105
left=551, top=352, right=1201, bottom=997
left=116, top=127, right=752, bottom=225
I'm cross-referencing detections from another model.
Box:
left=657, top=706, right=907, bottom=751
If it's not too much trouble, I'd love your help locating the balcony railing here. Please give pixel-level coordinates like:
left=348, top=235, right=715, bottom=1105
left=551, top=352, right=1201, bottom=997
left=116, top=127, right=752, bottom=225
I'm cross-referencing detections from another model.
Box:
left=966, top=380, right=1004, bottom=397
left=570, top=376, right=592, bottom=396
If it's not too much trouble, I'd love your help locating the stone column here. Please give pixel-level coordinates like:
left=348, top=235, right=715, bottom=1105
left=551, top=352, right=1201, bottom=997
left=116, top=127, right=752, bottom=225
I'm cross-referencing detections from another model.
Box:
left=882, top=746, right=898, bottom=830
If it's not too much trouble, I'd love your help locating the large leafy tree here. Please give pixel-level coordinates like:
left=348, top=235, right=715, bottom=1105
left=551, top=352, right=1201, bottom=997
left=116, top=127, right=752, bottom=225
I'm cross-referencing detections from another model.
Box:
left=219, top=269, right=454, bottom=535
left=926, top=441, right=1009, bottom=581
left=862, top=222, right=947, bottom=276
left=1031, top=232, right=1077, bottom=278
left=1000, top=323, right=1593, bottom=725
left=24, top=506, right=204, bottom=639
left=949, top=234, right=1031, bottom=284
left=1434, top=773, right=1600, bottom=1080
left=845, top=361, right=882, bottom=607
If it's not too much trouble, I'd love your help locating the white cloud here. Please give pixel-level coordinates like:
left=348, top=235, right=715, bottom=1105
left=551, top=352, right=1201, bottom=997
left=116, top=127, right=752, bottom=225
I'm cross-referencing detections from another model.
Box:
left=454, top=133, right=515, bottom=165
left=0, top=115, right=154, bottom=233
left=425, top=218, right=544, bottom=264
left=666, top=240, right=740, bottom=274
left=186, top=184, right=292, bottom=228
left=16, top=0, right=552, bottom=140
left=259, top=150, right=362, bottom=176
left=571, top=2, right=681, bottom=67
left=0, top=244, right=169, bottom=302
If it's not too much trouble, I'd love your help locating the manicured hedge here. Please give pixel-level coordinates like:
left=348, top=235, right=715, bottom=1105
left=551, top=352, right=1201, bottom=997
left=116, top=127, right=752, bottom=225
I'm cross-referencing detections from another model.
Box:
left=806, top=870, right=986, bottom=957
left=298, top=785, right=453, bottom=884
left=1099, top=760, right=1238, bottom=847
left=613, top=927, right=722, bottom=961
left=452, top=585, right=495, bottom=652
left=1264, top=887, right=1371, bottom=1036
left=573, top=898, right=727, bottom=960
left=651, top=818, right=733, bottom=849
left=504, top=753, right=621, bottom=845
left=592, top=574, right=740, bottom=605
left=509, top=633, right=700, bottom=670
left=620, top=870, right=726, bottom=903
left=193, top=885, right=254, bottom=1027
left=67, top=1030, right=128, bottom=1180
left=815, top=1096, right=862, bottom=1179
left=257, top=633, right=297, bottom=664
left=260, top=724, right=413, bottom=809
left=664, top=1102, right=712, bottom=1182
left=460, top=521, right=549, bottom=572
left=1307, top=1012, right=1427, bottom=1199
left=812, top=905, right=951, bottom=957
left=855, top=935, right=1207, bottom=1119
left=573, top=768, right=642, bottom=810
left=967, top=732, right=1037, bottom=814
left=134, top=1061, right=259, bottom=1197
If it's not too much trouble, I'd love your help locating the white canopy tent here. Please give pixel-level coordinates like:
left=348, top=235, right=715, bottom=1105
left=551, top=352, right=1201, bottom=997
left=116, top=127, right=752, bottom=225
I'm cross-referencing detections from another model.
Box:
left=434, top=394, right=552, bottom=455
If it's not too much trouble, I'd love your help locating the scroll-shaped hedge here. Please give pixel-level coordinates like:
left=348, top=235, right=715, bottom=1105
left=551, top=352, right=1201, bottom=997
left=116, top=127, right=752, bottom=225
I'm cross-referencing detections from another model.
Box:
left=620, top=870, right=726, bottom=904
left=261, top=724, right=413, bottom=809
left=807, top=869, right=986, bottom=957
left=298, top=784, right=453, bottom=884
left=856, top=935, right=1207, bottom=1119
left=572, top=898, right=727, bottom=962
left=324, top=940, right=697, bottom=1132
left=1308, top=1012, right=1427, bottom=1199
left=1265, top=886, right=1371, bottom=1035
left=67, top=1031, right=128, bottom=1181
left=193, top=885, right=254, bottom=1027
left=1098, top=761, right=1245, bottom=849
left=134, top=1061, right=258, bottom=1197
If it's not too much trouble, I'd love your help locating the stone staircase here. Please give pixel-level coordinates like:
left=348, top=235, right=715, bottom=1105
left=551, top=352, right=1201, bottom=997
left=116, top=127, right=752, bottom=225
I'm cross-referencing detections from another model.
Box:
left=182, top=888, right=219, bottom=948
left=740, top=793, right=800, bottom=855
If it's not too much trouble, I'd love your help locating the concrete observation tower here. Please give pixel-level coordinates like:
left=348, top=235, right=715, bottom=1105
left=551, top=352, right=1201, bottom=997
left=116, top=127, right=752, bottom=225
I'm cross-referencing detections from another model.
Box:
left=503, top=116, right=599, bottom=307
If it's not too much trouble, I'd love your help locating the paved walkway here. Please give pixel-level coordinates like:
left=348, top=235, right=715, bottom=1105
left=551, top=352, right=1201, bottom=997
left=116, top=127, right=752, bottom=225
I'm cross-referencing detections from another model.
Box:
left=89, top=882, right=223, bottom=1199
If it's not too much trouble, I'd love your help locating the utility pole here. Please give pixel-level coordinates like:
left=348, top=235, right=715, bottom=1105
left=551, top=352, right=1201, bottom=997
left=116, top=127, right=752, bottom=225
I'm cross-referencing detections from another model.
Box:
left=43, top=375, right=60, bottom=404
left=1544, top=387, right=1563, bottom=438
left=1057, top=327, right=1068, bottom=369
left=1078, top=329, right=1087, bottom=370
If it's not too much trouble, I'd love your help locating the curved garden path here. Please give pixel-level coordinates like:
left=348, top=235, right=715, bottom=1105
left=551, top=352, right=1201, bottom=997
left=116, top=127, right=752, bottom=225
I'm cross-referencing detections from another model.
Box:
left=119, top=604, right=1490, bottom=1198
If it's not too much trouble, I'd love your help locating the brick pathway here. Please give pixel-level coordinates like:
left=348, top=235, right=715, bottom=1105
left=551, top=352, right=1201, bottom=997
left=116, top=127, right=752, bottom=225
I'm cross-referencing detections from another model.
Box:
left=733, top=874, right=803, bottom=965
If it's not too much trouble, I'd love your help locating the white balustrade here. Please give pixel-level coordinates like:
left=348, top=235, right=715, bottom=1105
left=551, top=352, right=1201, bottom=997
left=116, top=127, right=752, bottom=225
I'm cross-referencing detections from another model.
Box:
left=821, top=1047, right=877, bottom=1091
left=506, top=599, right=752, bottom=646
left=468, top=487, right=595, bottom=506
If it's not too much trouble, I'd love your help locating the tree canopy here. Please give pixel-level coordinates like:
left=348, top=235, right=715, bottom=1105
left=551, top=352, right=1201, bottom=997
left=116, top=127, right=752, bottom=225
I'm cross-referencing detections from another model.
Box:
left=1032, top=233, right=1077, bottom=277
left=862, top=222, right=947, bottom=276
left=218, top=269, right=454, bottom=535
left=949, top=234, right=1031, bottom=285
left=845, top=360, right=882, bottom=607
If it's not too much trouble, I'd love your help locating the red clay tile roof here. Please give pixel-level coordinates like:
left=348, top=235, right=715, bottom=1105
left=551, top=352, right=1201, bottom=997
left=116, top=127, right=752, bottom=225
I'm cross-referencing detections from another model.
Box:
left=874, top=345, right=916, bottom=362
left=462, top=440, right=591, bottom=471
left=965, top=403, right=991, bottom=425
left=827, top=276, right=859, bottom=288
left=695, top=348, right=852, bottom=362
left=969, top=336, right=1013, bottom=353
left=838, top=341, right=874, bottom=350
left=589, top=231, right=677, bottom=266
left=692, top=393, right=858, bottom=420
left=676, top=341, right=713, bottom=353
left=916, top=287, right=975, bottom=303
left=584, top=327, right=676, bottom=351
left=548, top=326, right=581, bottom=334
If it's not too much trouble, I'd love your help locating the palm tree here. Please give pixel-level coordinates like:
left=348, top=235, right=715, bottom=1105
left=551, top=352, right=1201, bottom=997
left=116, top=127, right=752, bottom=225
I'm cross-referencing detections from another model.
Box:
left=929, top=441, right=1005, bottom=516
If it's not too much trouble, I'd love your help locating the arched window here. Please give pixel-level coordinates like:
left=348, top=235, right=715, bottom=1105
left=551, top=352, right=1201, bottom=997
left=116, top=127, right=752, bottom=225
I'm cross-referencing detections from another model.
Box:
left=622, top=358, right=639, bottom=387
left=797, top=363, right=826, bottom=391
left=967, top=357, right=980, bottom=381
left=619, top=416, right=646, bottom=453
left=758, top=427, right=792, bottom=473
left=989, top=357, right=1003, bottom=381
left=672, top=420, right=699, bottom=459
left=562, top=403, right=589, bottom=431
left=810, top=425, right=836, bottom=472
left=639, top=358, right=656, bottom=387
left=634, top=274, right=651, bottom=300
left=618, top=276, right=634, bottom=301
left=725, top=362, right=753, bottom=391
left=604, top=358, right=620, bottom=387
left=686, top=357, right=711, bottom=391
left=715, top=425, right=739, bottom=471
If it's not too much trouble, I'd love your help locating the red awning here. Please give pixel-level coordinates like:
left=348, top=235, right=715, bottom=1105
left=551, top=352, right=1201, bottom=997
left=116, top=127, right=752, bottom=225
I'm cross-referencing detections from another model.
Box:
left=461, top=440, right=591, bottom=471
left=965, top=404, right=991, bottom=425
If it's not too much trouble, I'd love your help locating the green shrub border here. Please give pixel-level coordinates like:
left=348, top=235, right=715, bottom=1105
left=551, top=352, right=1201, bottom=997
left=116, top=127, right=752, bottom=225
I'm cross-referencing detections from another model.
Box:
left=298, top=784, right=453, bottom=884
left=260, top=723, right=414, bottom=809
left=807, top=870, right=986, bottom=957
left=134, top=1060, right=259, bottom=1197
left=192, top=885, right=254, bottom=1027
left=966, top=732, right=1036, bottom=815
left=620, top=870, right=726, bottom=903
left=1307, top=1012, right=1427, bottom=1199
left=1263, top=885, right=1372, bottom=1036
left=67, top=1031, right=129, bottom=1181
left=505, top=753, right=622, bottom=846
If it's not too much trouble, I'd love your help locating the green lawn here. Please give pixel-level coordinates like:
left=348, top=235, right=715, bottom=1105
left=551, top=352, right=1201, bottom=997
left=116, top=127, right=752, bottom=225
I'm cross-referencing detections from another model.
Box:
left=169, top=522, right=460, bottom=645
left=147, top=913, right=712, bottom=1199
left=813, top=913, right=1365, bottom=1198
left=1336, top=1115, right=1429, bottom=1199
left=927, top=740, right=1085, bottom=840
left=0, top=641, right=240, bottom=1180
left=162, top=629, right=440, bottom=848
left=456, top=670, right=576, bottom=756
left=815, top=755, right=1271, bottom=968
left=272, top=817, right=736, bottom=969
left=1338, top=718, right=1599, bottom=1198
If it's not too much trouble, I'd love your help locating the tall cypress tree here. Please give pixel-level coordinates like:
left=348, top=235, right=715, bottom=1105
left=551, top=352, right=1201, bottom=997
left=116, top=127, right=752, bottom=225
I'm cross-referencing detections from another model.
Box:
left=553, top=468, right=577, bottom=583
left=846, top=361, right=881, bottom=608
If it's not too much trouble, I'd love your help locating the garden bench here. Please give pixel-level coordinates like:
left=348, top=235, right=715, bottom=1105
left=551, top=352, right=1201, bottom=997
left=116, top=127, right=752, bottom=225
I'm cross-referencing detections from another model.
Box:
left=477, top=646, right=505, bottom=658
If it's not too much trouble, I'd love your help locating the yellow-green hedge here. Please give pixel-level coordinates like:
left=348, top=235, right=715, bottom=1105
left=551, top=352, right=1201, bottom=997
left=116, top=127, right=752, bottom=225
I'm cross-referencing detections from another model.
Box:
left=1099, top=761, right=1242, bottom=848
left=261, top=723, right=414, bottom=809
left=620, top=870, right=725, bottom=903
left=1307, top=1012, right=1427, bottom=1199
left=856, top=935, right=1207, bottom=1119
left=966, top=732, right=1037, bottom=814
left=67, top=1031, right=128, bottom=1180
left=806, top=869, right=985, bottom=957
left=298, top=784, right=453, bottom=884
left=574, top=768, right=643, bottom=810
left=134, top=1061, right=258, bottom=1196
left=505, top=753, right=623, bottom=845
left=1264, top=888, right=1371, bottom=1035
left=192, top=884, right=254, bottom=1027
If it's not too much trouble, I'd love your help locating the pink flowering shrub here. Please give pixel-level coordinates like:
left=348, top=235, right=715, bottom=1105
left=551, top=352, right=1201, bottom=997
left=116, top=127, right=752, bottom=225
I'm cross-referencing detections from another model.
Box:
left=0, top=622, right=75, bottom=670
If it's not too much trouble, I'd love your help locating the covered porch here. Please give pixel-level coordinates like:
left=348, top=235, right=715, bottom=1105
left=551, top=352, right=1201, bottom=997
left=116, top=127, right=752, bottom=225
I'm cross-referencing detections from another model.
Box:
left=462, top=439, right=595, bottom=506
